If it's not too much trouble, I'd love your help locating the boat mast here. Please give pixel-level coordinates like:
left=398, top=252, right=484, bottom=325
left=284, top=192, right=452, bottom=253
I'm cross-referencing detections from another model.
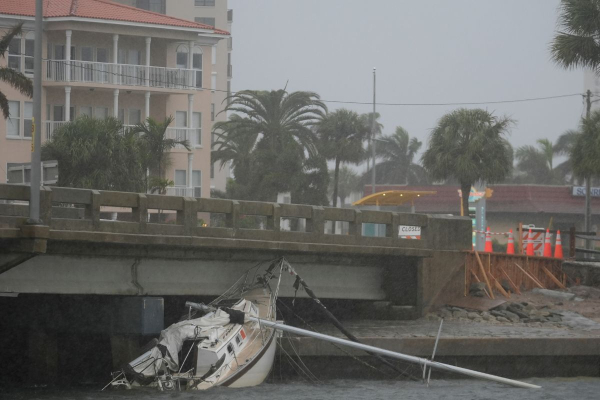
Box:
left=247, top=317, right=540, bottom=390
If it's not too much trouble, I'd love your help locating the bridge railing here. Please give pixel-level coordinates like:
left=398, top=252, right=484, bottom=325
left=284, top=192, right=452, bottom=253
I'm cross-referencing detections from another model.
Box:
left=0, top=184, right=469, bottom=251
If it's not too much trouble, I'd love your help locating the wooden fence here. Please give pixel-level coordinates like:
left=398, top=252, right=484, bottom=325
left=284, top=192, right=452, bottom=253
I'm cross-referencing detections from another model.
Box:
left=464, top=252, right=565, bottom=299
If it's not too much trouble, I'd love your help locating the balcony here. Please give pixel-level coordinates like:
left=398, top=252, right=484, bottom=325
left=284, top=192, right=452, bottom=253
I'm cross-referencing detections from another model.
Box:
left=166, top=186, right=202, bottom=198
left=44, top=60, right=199, bottom=91
left=45, top=121, right=69, bottom=141
left=166, top=127, right=202, bottom=148
left=44, top=122, right=200, bottom=149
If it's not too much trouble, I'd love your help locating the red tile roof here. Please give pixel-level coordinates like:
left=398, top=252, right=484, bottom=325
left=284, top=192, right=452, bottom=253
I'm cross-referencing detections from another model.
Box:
left=364, top=184, right=600, bottom=215
left=0, top=0, right=229, bottom=35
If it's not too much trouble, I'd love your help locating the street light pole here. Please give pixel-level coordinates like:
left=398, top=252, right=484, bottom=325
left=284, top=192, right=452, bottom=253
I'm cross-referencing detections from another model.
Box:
left=28, top=0, right=43, bottom=224
left=370, top=68, right=376, bottom=196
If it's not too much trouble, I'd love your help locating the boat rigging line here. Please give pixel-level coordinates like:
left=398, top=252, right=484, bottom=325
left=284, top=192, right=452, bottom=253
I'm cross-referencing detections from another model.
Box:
left=279, top=258, right=419, bottom=380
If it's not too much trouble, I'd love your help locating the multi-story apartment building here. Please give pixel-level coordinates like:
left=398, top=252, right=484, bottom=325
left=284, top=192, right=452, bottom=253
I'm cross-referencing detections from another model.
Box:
left=114, top=0, right=233, bottom=193
left=0, top=0, right=229, bottom=198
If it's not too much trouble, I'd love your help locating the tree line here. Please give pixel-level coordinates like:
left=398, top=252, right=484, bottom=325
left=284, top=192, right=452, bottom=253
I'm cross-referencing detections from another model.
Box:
left=2, top=1, right=600, bottom=211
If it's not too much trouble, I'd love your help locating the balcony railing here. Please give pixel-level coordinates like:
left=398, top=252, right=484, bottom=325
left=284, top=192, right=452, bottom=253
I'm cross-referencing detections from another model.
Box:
left=44, top=60, right=198, bottom=90
left=45, top=122, right=200, bottom=148
left=166, top=186, right=202, bottom=198
left=166, top=127, right=201, bottom=148
left=45, top=121, right=69, bottom=141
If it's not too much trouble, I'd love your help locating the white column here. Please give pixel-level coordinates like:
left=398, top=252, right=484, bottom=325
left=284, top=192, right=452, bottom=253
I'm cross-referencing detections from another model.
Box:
left=188, top=41, right=194, bottom=87
left=65, top=87, right=71, bottom=121
left=145, top=37, right=151, bottom=87
left=113, top=89, right=119, bottom=119
left=65, top=30, right=72, bottom=82
left=144, top=92, right=151, bottom=121
left=112, top=34, right=119, bottom=84
left=188, top=93, right=194, bottom=145
left=187, top=153, right=194, bottom=189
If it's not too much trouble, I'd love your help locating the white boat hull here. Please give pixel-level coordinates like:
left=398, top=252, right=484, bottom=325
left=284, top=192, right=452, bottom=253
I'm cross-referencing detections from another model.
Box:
left=226, top=331, right=277, bottom=388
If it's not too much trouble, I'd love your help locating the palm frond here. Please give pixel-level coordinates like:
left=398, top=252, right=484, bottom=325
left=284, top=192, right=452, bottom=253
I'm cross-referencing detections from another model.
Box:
left=0, top=22, right=23, bottom=57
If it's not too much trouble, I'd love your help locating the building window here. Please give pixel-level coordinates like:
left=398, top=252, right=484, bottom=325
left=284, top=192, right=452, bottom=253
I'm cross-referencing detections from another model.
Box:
left=195, top=0, right=215, bottom=6
left=227, top=81, right=231, bottom=105
left=8, top=37, right=21, bottom=71
left=211, top=73, right=217, bottom=91
left=195, top=17, right=215, bottom=27
left=176, top=44, right=188, bottom=69
left=193, top=47, right=203, bottom=88
left=24, top=33, right=34, bottom=74
left=129, top=109, right=142, bottom=126
left=211, top=103, right=215, bottom=121
left=95, top=107, right=109, bottom=119
left=97, top=48, right=109, bottom=63
left=136, top=0, right=165, bottom=14
left=192, top=112, right=202, bottom=147
left=24, top=102, right=33, bottom=138
left=211, top=45, right=217, bottom=65
left=174, top=170, right=187, bottom=187
left=6, top=101, right=20, bottom=137
left=80, top=106, right=93, bottom=117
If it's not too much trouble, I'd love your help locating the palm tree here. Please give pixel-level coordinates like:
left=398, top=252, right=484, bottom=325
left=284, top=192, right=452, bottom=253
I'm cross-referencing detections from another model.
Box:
left=42, top=117, right=145, bottom=192
left=131, top=116, right=191, bottom=189
left=212, top=114, right=258, bottom=186
left=360, top=112, right=383, bottom=173
left=550, top=0, right=600, bottom=74
left=421, top=108, right=514, bottom=216
left=550, top=1, right=600, bottom=235
left=318, top=109, right=367, bottom=207
left=514, top=139, right=563, bottom=184
left=215, top=89, right=327, bottom=201
left=219, top=89, right=326, bottom=156
left=329, top=166, right=361, bottom=207
left=570, top=111, right=600, bottom=189
left=554, top=129, right=580, bottom=184
left=364, top=126, right=427, bottom=185
left=0, top=22, right=33, bottom=118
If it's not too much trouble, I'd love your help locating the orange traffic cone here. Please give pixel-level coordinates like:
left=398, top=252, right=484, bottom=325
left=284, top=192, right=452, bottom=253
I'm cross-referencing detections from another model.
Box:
left=484, top=227, right=493, bottom=252
left=543, top=229, right=552, bottom=257
left=554, top=230, right=564, bottom=259
left=526, top=229, right=534, bottom=256
left=506, top=229, right=515, bottom=254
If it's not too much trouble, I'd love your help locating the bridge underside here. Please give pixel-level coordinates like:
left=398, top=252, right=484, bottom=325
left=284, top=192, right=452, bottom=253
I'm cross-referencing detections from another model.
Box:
left=0, top=240, right=421, bottom=302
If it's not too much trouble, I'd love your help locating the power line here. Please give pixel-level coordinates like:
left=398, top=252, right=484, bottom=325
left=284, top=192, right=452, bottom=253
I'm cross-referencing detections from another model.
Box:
left=320, top=93, right=583, bottom=106
left=39, top=59, right=583, bottom=107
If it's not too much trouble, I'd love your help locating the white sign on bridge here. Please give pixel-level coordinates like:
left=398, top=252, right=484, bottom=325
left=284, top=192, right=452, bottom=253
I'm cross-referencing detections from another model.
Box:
left=399, top=225, right=421, bottom=239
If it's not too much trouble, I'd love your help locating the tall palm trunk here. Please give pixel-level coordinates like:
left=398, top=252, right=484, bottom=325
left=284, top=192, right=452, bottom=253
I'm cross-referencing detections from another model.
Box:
left=332, top=158, right=341, bottom=207
left=460, top=181, right=471, bottom=217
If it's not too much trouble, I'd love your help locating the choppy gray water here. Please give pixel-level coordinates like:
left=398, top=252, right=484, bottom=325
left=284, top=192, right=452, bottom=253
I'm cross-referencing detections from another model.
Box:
left=4, top=378, right=600, bottom=400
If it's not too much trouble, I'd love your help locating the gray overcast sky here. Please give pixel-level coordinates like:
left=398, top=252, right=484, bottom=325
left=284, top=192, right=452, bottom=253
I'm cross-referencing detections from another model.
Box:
left=228, top=0, right=583, bottom=153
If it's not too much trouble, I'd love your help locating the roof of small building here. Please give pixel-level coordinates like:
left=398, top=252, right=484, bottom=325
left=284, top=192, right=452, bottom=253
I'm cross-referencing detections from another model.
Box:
left=0, top=0, right=229, bottom=34
left=364, top=184, right=600, bottom=215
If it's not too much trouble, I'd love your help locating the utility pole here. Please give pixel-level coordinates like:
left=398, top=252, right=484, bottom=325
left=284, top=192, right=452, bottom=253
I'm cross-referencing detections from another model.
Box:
left=28, top=0, right=43, bottom=224
left=370, top=68, right=376, bottom=196
left=584, top=90, right=593, bottom=252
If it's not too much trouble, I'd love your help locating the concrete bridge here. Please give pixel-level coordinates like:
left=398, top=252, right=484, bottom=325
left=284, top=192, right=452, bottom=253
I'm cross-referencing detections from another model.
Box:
left=0, top=183, right=474, bottom=385
left=0, top=183, right=471, bottom=314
